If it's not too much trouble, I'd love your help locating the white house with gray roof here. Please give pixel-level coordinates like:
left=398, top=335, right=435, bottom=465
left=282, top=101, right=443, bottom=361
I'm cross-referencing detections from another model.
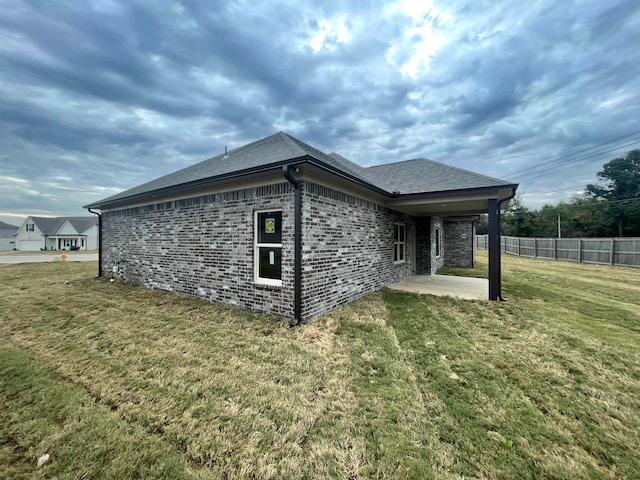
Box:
left=0, top=221, right=18, bottom=251
left=86, top=132, right=517, bottom=323
left=14, top=216, right=98, bottom=251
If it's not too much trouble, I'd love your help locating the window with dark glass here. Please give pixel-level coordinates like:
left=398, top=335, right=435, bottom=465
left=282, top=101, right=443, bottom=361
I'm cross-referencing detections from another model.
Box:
left=255, top=210, right=282, bottom=284
left=435, top=227, right=441, bottom=257
left=394, top=224, right=406, bottom=262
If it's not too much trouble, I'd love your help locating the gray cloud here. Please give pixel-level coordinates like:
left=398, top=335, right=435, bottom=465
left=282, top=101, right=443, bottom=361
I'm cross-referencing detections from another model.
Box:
left=1, top=0, right=639, bottom=224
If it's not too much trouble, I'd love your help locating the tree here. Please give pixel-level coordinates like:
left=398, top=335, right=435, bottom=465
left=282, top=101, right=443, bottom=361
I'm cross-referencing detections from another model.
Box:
left=501, top=194, right=535, bottom=237
left=586, top=150, right=640, bottom=236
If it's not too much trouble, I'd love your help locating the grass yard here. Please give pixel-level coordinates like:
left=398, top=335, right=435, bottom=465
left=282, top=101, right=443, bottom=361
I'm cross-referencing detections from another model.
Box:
left=1, top=253, right=639, bottom=479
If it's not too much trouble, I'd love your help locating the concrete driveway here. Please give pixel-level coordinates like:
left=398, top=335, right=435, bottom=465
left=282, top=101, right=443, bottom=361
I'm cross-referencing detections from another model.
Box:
left=0, top=253, right=98, bottom=264
left=389, top=274, right=488, bottom=300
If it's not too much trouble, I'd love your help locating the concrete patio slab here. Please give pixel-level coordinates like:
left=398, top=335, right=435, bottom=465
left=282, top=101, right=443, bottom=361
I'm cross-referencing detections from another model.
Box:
left=388, top=274, right=488, bottom=300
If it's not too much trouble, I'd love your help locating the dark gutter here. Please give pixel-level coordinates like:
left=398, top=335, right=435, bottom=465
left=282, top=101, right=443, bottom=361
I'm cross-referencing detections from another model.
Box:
left=87, top=208, right=102, bottom=277
left=282, top=165, right=303, bottom=326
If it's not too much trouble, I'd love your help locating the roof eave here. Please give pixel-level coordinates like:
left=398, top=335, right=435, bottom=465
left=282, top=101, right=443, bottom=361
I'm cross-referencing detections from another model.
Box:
left=84, top=154, right=394, bottom=210
left=83, top=157, right=307, bottom=210
left=393, top=183, right=519, bottom=199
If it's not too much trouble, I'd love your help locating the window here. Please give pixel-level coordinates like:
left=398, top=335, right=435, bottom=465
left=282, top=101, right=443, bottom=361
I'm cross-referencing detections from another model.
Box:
left=255, top=210, right=283, bottom=285
left=26, top=223, right=34, bottom=232
left=435, top=227, right=441, bottom=257
left=394, top=224, right=406, bottom=263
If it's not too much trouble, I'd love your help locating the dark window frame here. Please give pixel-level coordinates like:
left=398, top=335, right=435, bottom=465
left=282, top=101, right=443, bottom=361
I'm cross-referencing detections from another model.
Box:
left=254, top=210, right=283, bottom=286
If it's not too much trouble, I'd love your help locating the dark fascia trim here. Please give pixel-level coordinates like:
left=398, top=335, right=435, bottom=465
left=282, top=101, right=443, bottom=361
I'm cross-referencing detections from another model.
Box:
left=389, top=183, right=520, bottom=201
left=84, top=154, right=393, bottom=210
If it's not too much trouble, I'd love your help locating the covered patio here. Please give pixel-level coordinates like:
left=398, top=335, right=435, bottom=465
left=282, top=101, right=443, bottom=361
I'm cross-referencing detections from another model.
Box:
left=387, top=183, right=518, bottom=301
left=389, top=274, right=488, bottom=300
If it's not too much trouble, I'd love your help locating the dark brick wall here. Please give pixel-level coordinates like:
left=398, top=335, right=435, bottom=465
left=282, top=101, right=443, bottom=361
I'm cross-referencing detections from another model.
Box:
left=101, top=181, right=468, bottom=322
left=301, top=182, right=414, bottom=320
left=102, top=184, right=295, bottom=318
left=443, top=220, right=475, bottom=267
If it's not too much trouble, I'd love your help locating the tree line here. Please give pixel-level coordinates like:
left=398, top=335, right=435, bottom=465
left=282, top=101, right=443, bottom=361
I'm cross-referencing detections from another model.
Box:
left=479, top=149, right=640, bottom=238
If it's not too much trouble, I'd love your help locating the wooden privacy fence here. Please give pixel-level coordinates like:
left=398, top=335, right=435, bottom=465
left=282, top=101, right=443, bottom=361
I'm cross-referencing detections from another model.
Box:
left=475, top=235, right=640, bottom=268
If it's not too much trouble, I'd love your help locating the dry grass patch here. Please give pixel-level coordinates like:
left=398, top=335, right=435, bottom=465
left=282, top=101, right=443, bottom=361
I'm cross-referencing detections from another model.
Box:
left=1, top=253, right=639, bottom=479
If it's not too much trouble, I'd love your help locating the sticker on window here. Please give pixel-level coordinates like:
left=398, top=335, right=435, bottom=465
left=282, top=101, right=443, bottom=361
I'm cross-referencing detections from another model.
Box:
left=265, top=218, right=275, bottom=234
left=269, top=251, right=275, bottom=265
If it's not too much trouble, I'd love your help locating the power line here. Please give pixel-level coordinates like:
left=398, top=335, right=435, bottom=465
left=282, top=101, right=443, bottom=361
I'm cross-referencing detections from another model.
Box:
left=511, top=137, right=640, bottom=181
left=504, top=129, right=640, bottom=176
left=553, top=197, right=640, bottom=210
left=505, top=130, right=640, bottom=176
left=522, top=184, right=590, bottom=197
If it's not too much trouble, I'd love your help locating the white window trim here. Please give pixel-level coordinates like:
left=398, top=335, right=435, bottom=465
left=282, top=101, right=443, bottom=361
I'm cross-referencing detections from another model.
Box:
left=254, top=209, right=283, bottom=287
left=394, top=223, right=406, bottom=264
left=435, top=226, right=442, bottom=258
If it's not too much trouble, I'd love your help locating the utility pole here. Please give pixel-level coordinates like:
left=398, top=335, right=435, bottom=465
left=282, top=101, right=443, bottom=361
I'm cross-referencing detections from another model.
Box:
left=557, top=215, right=561, bottom=239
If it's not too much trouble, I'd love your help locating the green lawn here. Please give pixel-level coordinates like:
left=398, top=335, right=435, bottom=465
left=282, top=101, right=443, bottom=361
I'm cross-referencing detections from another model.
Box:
left=1, top=253, right=639, bottom=479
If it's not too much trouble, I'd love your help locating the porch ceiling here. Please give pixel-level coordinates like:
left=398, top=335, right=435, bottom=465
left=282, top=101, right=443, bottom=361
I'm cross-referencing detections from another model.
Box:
left=385, top=187, right=516, bottom=217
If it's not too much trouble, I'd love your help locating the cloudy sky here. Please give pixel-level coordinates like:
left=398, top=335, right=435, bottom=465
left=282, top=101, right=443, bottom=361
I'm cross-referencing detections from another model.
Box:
left=1, top=0, right=639, bottom=225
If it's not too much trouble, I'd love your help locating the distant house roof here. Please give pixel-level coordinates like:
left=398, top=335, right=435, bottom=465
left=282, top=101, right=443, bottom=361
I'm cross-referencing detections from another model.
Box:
left=29, top=216, right=97, bottom=235
left=0, top=221, right=18, bottom=238
left=0, top=221, right=18, bottom=229
left=86, top=132, right=517, bottom=209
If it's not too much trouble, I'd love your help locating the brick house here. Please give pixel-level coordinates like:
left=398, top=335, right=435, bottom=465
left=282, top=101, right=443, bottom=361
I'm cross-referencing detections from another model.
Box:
left=85, top=132, right=517, bottom=323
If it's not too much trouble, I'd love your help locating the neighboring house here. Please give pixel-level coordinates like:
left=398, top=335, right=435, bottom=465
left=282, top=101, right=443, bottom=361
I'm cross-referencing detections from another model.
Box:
left=14, top=216, right=98, bottom=251
left=0, top=221, right=18, bottom=251
left=85, top=132, right=517, bottom=323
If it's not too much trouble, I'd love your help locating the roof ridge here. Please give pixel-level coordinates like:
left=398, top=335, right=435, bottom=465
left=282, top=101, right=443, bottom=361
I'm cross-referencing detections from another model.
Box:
left=367, top=157, right=427, bottom=169
left=277, top=132, right=308, bottom=158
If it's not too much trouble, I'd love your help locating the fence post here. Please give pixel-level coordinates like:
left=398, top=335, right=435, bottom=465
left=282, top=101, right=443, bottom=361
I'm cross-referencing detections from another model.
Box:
left=554, top=238, right=557, bottom=260
left=534, top=238, right=538, bottom=258
left=610, top=238, right=615, bottom=266
left=517, top=237, right=521, bottom=256
left=578, top=238, right=582, bottom=263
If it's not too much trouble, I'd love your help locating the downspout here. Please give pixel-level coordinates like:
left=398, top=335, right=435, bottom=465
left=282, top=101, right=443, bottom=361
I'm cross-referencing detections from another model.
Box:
left=87, top=208, right=102, bottom=277
left=496, top=188, right=517, bottom=301
left=471, top=215, right=481, bottom=268
left=282, top=165, right=302, bottom=326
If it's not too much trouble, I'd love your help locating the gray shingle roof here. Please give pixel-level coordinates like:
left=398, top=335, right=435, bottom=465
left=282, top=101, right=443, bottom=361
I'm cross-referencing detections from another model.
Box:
left=30, top=216, right=97, bottom=235
left=86, top=132, right=516, bottom=208
left=90, top=132, right=312, bottom=207
left=365, top=158, right=515, bottom=194
left=0, top=221, right=18, bottom=238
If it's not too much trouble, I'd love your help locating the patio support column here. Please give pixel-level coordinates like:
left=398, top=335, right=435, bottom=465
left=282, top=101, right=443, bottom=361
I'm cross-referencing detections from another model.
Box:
left=488, top=198, right=501, bottom=301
